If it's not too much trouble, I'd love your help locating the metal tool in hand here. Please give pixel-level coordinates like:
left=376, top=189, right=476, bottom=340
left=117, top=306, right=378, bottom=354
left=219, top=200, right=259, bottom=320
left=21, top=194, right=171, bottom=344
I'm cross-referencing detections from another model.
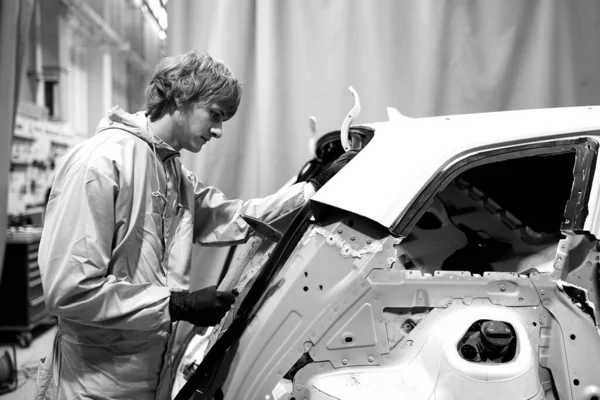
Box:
left=241, top=215, right=283, bottom=242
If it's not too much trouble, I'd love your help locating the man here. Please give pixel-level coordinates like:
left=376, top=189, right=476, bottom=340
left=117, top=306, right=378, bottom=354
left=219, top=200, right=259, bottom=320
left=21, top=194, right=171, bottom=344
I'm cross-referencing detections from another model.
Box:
left=35, top=50, right=356, bottom=399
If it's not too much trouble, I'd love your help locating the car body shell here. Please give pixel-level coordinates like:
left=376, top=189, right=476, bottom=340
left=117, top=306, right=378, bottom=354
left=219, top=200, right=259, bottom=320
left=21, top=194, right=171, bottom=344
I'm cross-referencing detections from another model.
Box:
left=176, top=106, right=600, bottom=400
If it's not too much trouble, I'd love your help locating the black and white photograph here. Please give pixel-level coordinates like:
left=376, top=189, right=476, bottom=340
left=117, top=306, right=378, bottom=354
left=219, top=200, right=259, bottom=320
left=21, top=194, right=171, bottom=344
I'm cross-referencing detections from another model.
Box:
left=1, top=1, right=600, bottom=399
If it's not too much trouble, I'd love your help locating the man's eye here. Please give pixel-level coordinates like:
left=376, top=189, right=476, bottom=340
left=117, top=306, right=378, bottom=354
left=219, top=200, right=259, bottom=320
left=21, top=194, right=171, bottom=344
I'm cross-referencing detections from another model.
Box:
left=211, top=112, right=222, bottom=122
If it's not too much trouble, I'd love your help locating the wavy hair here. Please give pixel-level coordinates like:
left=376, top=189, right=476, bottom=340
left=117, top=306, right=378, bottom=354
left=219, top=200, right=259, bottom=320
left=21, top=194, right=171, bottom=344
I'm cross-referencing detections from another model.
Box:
left=144, top=51, right=242, bottom=121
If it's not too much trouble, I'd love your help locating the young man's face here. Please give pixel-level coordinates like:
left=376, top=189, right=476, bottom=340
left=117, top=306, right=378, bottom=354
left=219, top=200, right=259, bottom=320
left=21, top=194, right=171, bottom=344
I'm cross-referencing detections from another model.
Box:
left=175, top=102, right=226, bottom=153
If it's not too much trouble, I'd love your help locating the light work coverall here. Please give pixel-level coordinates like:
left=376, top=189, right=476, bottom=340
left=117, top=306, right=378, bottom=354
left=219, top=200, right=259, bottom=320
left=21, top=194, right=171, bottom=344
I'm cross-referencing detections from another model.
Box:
left=35, top=106, right=315, bottom=399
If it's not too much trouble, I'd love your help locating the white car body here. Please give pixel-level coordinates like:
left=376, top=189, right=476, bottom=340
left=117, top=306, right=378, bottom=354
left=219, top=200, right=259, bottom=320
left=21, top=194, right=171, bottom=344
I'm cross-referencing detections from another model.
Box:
left=174, top=106, right=600, bottom=400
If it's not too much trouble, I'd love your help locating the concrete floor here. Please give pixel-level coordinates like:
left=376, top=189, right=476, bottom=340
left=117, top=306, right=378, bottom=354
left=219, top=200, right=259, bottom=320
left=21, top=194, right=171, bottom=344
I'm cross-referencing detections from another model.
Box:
left=0, top=324, right=57, bottom=399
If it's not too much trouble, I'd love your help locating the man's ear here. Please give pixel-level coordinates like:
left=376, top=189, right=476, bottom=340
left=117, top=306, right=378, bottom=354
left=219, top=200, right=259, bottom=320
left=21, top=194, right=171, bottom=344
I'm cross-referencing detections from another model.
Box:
left=165, top=101, right=179, bottom=116
left=175, top=101, right=196, bottom=116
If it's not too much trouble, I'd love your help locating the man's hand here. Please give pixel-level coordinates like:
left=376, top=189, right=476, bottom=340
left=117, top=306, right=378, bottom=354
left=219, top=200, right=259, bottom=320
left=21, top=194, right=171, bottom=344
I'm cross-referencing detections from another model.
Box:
left=169, top=285, right=236, bottom=327
left=310, top=150, right=359, bottom=191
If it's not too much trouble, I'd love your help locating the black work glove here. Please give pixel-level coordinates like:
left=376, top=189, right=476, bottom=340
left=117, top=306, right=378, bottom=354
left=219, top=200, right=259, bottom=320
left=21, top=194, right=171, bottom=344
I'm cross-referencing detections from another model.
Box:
left=310, top=150, right=359, bottom=191
left=169, top=286, right=236, bottom=327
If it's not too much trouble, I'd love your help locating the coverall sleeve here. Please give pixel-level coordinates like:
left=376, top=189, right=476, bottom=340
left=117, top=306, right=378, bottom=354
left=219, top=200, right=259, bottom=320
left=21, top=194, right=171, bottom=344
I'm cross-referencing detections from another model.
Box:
left=38, top=161, right=171, bottom=330
left=187, top=170, right=315, bottom=245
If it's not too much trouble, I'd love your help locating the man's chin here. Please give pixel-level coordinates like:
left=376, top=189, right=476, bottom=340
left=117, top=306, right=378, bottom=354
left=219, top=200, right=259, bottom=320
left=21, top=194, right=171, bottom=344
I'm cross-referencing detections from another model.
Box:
left=188, top=142, right=205, bottom=153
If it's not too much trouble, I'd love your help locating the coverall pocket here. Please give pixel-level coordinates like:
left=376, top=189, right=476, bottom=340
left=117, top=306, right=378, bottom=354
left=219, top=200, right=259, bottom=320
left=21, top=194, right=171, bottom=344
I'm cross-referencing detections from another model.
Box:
left=35, top=333, right=60, bottom=400
left=35, top=358, right=53, bottom=400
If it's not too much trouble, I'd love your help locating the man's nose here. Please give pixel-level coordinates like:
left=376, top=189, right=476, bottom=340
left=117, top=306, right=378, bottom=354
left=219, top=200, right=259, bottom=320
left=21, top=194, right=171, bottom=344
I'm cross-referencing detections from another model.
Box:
left=210, top=127, right=222, bottom=139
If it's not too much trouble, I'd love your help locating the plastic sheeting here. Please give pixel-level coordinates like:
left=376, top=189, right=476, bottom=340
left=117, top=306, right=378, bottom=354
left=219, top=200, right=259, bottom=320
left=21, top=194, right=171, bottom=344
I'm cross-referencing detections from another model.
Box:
left=164, top=0, right=600, bottom=297
left=167, top=0, right=600, bottom=198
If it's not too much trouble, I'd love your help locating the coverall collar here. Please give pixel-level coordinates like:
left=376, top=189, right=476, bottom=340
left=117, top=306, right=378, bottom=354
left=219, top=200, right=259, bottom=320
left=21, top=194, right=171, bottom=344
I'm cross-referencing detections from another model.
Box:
left=98, top=106, right=181, bottom=162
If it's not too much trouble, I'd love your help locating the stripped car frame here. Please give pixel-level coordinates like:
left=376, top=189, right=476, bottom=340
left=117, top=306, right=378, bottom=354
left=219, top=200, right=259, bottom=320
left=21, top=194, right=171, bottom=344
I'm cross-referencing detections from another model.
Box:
left=175, top=103, right=600, bottom=400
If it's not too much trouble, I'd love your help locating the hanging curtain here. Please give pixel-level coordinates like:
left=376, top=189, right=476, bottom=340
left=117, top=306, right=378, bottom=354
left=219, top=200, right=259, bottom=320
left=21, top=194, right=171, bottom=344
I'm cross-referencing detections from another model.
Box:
left=0, top=0, right=36, bottom=283
left=166, top=0, right=600, bottom=290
